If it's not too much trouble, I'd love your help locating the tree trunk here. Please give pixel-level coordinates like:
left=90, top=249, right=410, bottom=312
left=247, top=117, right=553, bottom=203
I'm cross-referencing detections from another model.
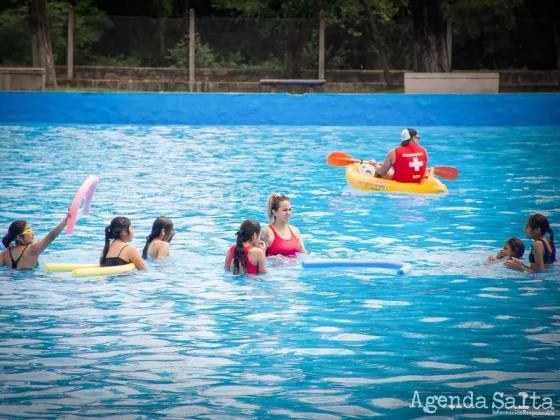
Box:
left=410, top=0, right=450, bottom=72
left=358, top=0, right=393, bottom=89
left=28, top=0, right=57, bottom=87
left=285, top=24, right=310, bottom=78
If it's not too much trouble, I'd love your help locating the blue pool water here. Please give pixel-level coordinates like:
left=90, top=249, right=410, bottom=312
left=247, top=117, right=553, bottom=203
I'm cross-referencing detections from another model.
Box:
left=1, top=124, right=559, bottom=419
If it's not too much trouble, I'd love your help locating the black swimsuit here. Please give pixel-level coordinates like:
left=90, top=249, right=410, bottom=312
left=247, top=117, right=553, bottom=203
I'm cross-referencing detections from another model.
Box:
left=102, top=245, right=130, bottom=267
left=528, top=239, right=555, bottom=264
left=8, top=246, right=38, bottom=269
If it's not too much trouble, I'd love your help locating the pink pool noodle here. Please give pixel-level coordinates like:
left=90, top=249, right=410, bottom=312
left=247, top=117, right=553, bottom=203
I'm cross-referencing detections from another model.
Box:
left=66, top=175, right=99, bottom=234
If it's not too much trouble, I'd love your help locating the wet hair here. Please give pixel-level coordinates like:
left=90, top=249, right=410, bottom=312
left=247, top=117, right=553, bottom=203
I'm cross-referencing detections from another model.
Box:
left=505, top=237, right=525, bottom=258
left=526, top=214, right=556, bottom=262
left=267, top=193, right=290, bottom=224
left=232, top=220, right=261, bottom=275
left=401, top=128, right=418, bottom=146
left=142, top=216, right=174, bottom=259
left=100, top=217, right=131, bottom=265
left=2, top=220, right=28, bottom=248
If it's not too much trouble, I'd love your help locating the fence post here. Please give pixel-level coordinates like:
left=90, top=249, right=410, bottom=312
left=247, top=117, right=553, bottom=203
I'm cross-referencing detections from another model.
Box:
left=67, top=4, right=74, bottom=80
left=189, top=8, right=195, bottom=91
left=318, top=10, right=325, bottom=80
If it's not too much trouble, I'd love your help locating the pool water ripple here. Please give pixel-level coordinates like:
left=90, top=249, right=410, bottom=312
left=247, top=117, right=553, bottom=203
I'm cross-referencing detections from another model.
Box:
left=1, top=125, right=559, bottom=418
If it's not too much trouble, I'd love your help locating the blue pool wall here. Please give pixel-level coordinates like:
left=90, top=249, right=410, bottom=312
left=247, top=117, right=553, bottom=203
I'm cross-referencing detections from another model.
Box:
left=0, top=92, right=558, bottom=126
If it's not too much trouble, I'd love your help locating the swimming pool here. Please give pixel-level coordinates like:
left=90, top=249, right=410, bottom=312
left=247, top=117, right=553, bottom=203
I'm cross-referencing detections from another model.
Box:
left=1, top=121, right=559, bottom=418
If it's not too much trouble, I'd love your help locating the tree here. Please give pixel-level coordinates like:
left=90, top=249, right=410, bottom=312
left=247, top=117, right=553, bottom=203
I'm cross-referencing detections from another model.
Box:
left=28, top=0, right=57, bottom=86
left=335, top=0, right=408, bottom=87
left=409, top=0, right=450, bottom=72
left=1, top=1, right=111, bottom=67
left=212, top=0, right=334, bottom=77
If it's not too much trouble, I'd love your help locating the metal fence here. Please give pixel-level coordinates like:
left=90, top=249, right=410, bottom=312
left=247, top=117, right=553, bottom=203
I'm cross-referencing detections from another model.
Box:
left=0, top=13, right=556, bottom=73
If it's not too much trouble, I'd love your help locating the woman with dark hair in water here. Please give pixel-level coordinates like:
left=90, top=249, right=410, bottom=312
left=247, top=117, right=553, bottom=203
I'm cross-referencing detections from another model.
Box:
left=224, top=220, right=267, bottom=275
left=1, top=208, right=71, bottom=270
left=142, top=217, right=174, bottom=259
left=100, top=216, right=147, bottom=270
left=505, top=214, right=555, bottom=273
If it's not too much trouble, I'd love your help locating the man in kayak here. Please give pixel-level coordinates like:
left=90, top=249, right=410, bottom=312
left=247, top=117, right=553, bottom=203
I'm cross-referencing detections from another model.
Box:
left=371, top=128, right=428, bottom=183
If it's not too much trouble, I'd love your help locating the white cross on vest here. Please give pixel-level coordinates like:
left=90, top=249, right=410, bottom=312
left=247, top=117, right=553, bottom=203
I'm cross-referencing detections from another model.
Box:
left=409, top=157, right=424, bottom=171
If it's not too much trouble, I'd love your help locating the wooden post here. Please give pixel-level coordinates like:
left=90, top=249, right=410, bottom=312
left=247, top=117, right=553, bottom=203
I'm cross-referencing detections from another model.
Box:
left=67, top=4, right=74, bottom=80
left=189, top=8, right=195, bottom=91
left=318, top=10, right=325, bottom=80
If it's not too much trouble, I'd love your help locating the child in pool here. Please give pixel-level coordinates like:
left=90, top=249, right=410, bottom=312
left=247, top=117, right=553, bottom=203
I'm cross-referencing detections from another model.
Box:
left=0, top=208, right=71, bottom=270
left=224, top=220, right=268, bottom=275
left=142, top=217, right=174, bottom=259
left=505, top=214, right=556, bottom=273
left=100, top=217, right=147, bottom=270
left=487, top=237, right=525, bottom=262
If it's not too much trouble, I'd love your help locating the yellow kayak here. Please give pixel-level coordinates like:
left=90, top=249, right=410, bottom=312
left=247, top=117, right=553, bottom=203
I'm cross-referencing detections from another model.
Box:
left=345, top=163, right=448, bottom=194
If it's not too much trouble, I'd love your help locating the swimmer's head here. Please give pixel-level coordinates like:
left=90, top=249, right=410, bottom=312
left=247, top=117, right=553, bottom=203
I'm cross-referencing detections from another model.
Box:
left=2, top=220, right=34, bottom=248
left=267, top=193, right=291, bottom=224
left=525, top=214, right=551, bottom=239
left=525, top=213, right=556, bottom=262
left=232, top=220, right=261, bottom=274
left=142, top=217, right=174, bottom=259
left=236, top=219, right=261, bottom=245
left=100, top=217, right=133, bottom=265
left=401, top=128, right=419, bottom=146
left=504, top=237, right=525, bottom=259
left=148, top=217, right=174, bottom=243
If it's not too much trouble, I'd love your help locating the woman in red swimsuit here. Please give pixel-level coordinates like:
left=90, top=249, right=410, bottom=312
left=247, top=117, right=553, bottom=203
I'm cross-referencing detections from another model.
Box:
left=260, top=193, right=307, bottom=257
left=224, top=220, right=267, bottom=275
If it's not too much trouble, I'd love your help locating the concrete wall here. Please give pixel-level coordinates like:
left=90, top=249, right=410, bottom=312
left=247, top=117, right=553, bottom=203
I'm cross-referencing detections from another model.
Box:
left=405, top=72, right=500, bottom=93
left=1, top=92, right=558, bottom=126
left=53, top=66, right=559, bottom=93
left=0, top=68, right=45, bottom=91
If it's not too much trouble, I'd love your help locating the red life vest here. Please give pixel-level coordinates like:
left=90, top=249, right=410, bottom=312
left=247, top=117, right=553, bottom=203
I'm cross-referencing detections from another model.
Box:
left=227, top=245, right=259, bottom=275
left=392, top=144, right=428, bottom=183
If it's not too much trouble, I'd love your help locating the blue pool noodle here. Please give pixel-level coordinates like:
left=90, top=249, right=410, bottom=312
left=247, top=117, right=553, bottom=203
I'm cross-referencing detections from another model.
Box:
left=302, top=259, right=412, bottom=275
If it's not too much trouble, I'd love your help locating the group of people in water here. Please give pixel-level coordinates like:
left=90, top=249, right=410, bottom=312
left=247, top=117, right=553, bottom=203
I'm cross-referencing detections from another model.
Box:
left=0, top=193, right=308, bottom=274
left=0, top=128, right=556, bottom=275
left=486, top=213, right=556, bottom=272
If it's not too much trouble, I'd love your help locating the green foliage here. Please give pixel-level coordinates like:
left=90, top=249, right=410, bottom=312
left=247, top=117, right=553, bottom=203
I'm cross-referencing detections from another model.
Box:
left=301, top=32, right=348, bottom=69
left=448, top=0, right=528, bottom=69
left=0, top=7, right=30, bottom=65
left=0, top=0, right=111, bottom=66
left=166, top=34, right=219, bottom=68
left=166, top=34, right=283, bottom=69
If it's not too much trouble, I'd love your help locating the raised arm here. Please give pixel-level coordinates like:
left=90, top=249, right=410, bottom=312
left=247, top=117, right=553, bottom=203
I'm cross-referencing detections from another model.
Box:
left=29, top=208, right=71, bottom=255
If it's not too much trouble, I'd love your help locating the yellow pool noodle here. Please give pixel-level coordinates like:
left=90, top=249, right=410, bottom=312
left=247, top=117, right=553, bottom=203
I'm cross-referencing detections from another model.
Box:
left=72, top=263, right=136, bottom=277
left=44, top=263, right=100, bottom=271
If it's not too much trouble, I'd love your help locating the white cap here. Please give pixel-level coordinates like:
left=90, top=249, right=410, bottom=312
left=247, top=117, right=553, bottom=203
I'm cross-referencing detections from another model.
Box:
left=401, top=128, right=419, bottom=142
left=401, top=129, right=411, bottom=142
